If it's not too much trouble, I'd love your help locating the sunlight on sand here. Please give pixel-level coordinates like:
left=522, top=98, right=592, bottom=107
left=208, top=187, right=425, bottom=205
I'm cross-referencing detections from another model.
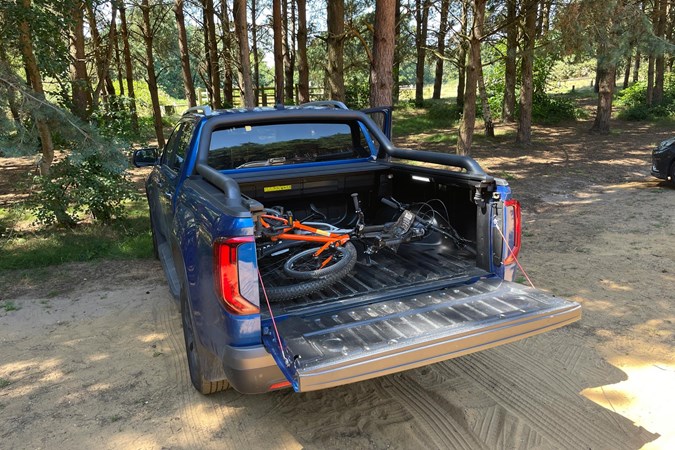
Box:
left=598, top=279, right=634, bottom=292
left=85, top=382, right=112, bottom=392
left=87, top=353, right=109, bottom=362
left=582, top=360, right=675, bottom=450
left=137, top=332, right=169, bottom=343
left=0, top=357, right=64, bottom=397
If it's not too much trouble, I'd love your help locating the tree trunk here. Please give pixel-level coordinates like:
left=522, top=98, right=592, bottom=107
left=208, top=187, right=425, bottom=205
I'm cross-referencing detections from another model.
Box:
left=457, top=0, right=485, bottom=156
left=326, top=0, right=345, bottom=102
left=623, top=55, right=631, bottom=89
left=432, top=0, right=449, bottom=100
left=647, top=0, right=657, bottom=106
left=174, top=0, right=196, bottom=107
left=540, top=0, right=551, bottom=34
left=220, top=0, right=234, bottom=107
left=414, top=0, right=430, bottom=106
left=205, top=0, right=222, bottom=108
left=69, top=0, right=90, bottom=120
left=140, top=0, right=165, bottom=147
left=233, top=0, right=255, bottom=107
left=477, top=59, right=494, bottom=137
left=85, top=0, right=108, bottom=108
left=0, top=47, right=22, bottom=126
left=370, top=0, right=396, bottom=109
left=633, top=51, right=640, bottom=83
left=296, top=0, right=309, bottom=103
left=456, top=0, right=468, bottom=107
left=17, top=0, right=54, bottom=175
left=647, top=54, right=654, bottom=105
left=119, top=4, right=139, bottom=134
left=653, top=0, right=667, bottom=104
left=536, top=0, right=552, bottom=38
left=590, top=62, right=616, bottom=134
left=112, top=17, right=124, bottom=96
left=516, top=0, right=537, bottom=145
left=502, top=0, right=517, bottom=122
left=251, top=0, right=260, bottom=105
left=393, top=0, right=401, bottom=102
left=668, top=1, right=675, bottom=72
left=202, top=8, right=213, bottom=105
left=88, top=3, right=118, bottom=107
left=273, top=0, right=284, bottom=104
left=282, top=0, right=296, bottom=102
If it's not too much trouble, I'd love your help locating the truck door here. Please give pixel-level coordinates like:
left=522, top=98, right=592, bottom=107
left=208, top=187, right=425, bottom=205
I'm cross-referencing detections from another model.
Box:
left=361, top=106, right=393, bottom=140
left=156, top=121, right=195, bottom=240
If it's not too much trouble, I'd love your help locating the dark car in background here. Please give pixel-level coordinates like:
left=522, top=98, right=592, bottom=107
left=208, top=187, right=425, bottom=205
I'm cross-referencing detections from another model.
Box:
left=651, top=137, right=675, bottom=183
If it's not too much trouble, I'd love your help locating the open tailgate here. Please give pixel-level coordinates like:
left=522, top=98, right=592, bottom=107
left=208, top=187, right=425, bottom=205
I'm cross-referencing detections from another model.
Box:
left=262, top=277, right=581, bottom=392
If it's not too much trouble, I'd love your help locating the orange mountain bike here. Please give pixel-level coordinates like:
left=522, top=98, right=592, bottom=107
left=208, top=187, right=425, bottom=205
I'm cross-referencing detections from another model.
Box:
left=256, top=194, right=469, bottom=302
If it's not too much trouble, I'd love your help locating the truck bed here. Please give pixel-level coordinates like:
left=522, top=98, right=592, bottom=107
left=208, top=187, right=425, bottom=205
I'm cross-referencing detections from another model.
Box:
left=261, top=242, right=487, bottom=316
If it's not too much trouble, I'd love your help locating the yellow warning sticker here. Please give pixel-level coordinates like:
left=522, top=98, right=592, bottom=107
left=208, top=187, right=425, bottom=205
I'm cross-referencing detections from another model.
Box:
left=263, top=184, right=292, bottom=193
left=315, top=229, right=331, bottom=237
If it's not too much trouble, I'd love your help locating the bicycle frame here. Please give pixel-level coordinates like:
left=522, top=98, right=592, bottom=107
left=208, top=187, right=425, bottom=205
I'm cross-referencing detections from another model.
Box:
left=258, top=214, right=352, bottom=261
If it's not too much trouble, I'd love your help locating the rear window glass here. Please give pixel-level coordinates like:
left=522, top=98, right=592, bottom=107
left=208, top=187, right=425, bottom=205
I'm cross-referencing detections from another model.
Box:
left=207, top=122, right=372, bottom=170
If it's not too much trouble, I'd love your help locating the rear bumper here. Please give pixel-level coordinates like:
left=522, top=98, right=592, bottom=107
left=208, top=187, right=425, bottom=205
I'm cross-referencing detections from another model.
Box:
left=651, top=167, right=667, bottom=180
left=221, top=344, right=287, bottom=394
left=651, top=152, right=673, bottom=180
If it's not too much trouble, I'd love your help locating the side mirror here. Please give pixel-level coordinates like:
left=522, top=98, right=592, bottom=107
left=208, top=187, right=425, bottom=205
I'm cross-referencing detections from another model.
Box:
left=132, top=147, right=159, bottom=167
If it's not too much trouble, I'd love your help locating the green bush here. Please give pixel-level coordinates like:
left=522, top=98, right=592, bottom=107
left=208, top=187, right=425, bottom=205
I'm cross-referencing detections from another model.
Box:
left=30, top=152, right=135, bottom=226
left=617, top=78, right=675, bottom=120
left=531, top=92, right=579, bottom=124
left=91, top=96, right=139, bottom=140
left=345, top=78, right=370, bottom=109
left=426, top=100, right=462, bottom=122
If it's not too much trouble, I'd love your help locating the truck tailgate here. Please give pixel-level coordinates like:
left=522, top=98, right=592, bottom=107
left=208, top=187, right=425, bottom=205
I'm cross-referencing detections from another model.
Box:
left=262, top=277, right=581, bottom=392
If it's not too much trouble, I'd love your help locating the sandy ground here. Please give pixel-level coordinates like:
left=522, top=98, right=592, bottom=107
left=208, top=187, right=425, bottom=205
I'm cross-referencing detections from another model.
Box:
left=1, top=118, right=674, bottom=449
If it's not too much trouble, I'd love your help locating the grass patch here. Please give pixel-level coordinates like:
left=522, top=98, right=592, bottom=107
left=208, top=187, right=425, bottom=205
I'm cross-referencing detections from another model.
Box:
left=0, top=200, right=153, bottom=270
left=394, top=100, right=461, bottom=137
left=422, top=133, right=457, bottom=145
left=1, top=300, right=20, bottom=312
left=497, top=171, right=518, bottom=181
left=0, top=378, right=10, bottom=388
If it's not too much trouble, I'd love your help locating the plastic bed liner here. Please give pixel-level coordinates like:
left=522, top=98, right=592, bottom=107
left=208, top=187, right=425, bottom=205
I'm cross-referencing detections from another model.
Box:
left=261, top=243, right=485, bottom=315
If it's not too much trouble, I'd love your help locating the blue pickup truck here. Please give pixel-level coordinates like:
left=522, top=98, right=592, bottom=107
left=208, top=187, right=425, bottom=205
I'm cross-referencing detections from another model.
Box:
left=134, top=103, right=581, bottom=395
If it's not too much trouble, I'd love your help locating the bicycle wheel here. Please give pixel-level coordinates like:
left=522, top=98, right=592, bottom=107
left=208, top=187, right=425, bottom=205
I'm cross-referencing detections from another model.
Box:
left=264, top=245, right=357, bottom=302
left=283, top=242, right=357, bottom=280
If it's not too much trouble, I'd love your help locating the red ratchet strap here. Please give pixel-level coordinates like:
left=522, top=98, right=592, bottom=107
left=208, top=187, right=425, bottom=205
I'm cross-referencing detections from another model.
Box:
left=493, top=217, right=535, bottom=289
left=257, top=270, right=285, bottom=356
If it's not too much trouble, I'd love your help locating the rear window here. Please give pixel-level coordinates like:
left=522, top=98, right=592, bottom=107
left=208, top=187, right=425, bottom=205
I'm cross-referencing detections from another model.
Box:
left=207, top=122, right=372, bottom=170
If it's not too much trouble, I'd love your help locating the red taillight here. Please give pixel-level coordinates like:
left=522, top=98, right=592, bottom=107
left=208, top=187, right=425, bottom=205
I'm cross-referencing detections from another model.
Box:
left=214, top=237, right=259, bottom=315
left=503, top=199, right=521, bottom=265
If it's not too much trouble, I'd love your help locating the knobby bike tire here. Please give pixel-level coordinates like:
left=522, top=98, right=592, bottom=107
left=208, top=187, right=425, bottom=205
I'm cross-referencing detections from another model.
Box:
left=265, top=243, right=358, bottom=302
left=283, top=242, right=357, bottom=280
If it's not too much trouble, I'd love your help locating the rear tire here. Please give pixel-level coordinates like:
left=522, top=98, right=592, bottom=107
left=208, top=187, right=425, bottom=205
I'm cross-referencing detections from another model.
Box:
left=670, top=161, right=675, bottom=184
left=181, top=286, right=230, bottom=394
